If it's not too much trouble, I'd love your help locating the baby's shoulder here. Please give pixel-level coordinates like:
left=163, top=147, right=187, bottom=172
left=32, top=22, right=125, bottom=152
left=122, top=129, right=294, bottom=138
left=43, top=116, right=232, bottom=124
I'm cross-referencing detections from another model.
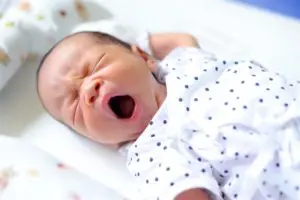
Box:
left=155, top=47, right=217, bottom=83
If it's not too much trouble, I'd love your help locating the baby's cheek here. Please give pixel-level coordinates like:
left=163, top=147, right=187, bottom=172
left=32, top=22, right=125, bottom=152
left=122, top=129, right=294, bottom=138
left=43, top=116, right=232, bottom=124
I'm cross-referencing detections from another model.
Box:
left=83, top=111, right=108, bottom=138
left=75, top=103, right=94, bottom=135
left=111, top=59, right=145, bottom=82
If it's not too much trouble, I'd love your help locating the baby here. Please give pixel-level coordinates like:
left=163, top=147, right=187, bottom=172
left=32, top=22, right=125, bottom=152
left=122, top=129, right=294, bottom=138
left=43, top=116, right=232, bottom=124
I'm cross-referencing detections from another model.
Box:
left=37, top=31, right=300, bottom=200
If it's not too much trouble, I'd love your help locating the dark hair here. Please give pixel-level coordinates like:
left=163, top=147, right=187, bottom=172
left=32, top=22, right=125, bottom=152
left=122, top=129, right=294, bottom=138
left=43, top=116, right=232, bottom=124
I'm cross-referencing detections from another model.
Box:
left=36, top=31, right=131, bottom=117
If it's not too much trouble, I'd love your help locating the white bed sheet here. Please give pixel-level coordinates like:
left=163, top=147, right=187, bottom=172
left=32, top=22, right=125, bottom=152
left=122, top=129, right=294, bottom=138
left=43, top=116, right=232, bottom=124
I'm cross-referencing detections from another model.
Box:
left=1, top=0, right=300, bottom=199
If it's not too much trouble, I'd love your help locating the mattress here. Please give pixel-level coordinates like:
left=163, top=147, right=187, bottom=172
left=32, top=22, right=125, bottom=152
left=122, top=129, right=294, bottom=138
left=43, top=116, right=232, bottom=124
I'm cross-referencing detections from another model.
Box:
left=1, top=0, right=300, bottom=199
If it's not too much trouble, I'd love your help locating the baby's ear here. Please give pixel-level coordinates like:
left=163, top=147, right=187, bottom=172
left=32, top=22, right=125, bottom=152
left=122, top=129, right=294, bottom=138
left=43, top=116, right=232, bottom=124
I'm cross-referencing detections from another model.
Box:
left=131, top=45, right=148, bottom=61
left=131, top=45, right=157, bottom=73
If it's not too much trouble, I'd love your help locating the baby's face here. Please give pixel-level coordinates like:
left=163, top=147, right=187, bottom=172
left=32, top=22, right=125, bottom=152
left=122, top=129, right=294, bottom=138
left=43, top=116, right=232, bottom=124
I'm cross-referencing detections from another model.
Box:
left=38, top=34, right=166, bottom=146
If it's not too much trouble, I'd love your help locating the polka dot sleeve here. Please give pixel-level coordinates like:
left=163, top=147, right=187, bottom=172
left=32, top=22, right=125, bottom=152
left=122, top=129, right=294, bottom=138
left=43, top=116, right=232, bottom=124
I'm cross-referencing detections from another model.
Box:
left=127, top=145, right=222, bottom=200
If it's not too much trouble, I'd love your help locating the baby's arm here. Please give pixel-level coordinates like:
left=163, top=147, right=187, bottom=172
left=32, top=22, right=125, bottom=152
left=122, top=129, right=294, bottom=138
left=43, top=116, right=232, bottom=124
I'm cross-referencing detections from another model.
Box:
left=127, top=140, right=221, bottom=200
left=149, top=33, right=199, bottom=60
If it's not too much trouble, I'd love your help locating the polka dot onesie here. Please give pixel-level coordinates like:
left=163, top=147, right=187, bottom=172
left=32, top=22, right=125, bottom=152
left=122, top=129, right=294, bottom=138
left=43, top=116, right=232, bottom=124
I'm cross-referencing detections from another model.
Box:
left=126, top=47, right=300, bottom=200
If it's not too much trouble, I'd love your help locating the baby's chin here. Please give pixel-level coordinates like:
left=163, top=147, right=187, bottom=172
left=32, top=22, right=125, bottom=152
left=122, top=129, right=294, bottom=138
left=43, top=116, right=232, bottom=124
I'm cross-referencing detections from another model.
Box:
left=121, top=112, right=154, bottom=144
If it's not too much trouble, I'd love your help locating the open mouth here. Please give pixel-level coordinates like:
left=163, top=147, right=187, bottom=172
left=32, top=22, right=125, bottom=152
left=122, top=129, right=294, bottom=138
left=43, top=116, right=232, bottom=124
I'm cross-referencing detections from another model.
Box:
left=108, top=95, right=135, bottom=119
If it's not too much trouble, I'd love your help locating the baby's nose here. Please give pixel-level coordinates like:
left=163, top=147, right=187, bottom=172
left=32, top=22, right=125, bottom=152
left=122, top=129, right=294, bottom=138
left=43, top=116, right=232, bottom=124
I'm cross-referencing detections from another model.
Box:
left=84, top=79, right=101, bottom=105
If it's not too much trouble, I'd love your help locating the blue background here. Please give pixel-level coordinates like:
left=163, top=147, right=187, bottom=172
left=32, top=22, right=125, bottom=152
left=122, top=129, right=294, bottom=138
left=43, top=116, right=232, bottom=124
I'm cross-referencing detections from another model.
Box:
left=233, top=0, right=300, bottom=19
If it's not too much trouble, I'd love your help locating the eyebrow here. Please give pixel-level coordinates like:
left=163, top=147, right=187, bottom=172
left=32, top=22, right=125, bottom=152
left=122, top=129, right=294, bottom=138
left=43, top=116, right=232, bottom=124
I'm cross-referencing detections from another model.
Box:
left=90, top=53, right=106, bottom=73
left=64, top=53, right=88, bottom=84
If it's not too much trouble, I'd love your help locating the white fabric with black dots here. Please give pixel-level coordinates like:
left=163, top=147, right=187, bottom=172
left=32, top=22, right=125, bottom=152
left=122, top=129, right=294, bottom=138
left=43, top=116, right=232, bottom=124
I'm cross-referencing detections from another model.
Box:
left=127, top=47, right=300, bottom=200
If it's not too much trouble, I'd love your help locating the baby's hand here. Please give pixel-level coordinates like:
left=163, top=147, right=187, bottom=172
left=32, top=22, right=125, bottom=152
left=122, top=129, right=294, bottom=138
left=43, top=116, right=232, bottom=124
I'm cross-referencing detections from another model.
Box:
left=176, top=188, right=210, bottom=200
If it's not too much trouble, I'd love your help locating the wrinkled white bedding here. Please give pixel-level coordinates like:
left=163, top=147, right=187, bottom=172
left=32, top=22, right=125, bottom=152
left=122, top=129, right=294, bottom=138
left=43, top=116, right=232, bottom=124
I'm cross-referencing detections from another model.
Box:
left=0, top=136, right=123, bottom=200
left=1, top=0, right=300, bottom=200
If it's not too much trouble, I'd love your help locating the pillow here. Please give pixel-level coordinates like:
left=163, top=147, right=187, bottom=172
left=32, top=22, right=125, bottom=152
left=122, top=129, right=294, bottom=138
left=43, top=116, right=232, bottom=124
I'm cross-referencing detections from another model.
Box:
left=71, top=19, right=152, bottom=54
left=21, top=114, right=143, bottom=200
left=0, top=135, right=124, bottom=200
left=0, top=0, right=107, bottom=91
left=72, top=19, right=139, bottom=43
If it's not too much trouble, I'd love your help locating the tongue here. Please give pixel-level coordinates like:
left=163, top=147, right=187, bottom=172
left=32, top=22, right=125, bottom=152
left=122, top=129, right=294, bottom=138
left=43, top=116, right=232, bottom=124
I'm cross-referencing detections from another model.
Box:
left=119, top=96, right=135, bottom=118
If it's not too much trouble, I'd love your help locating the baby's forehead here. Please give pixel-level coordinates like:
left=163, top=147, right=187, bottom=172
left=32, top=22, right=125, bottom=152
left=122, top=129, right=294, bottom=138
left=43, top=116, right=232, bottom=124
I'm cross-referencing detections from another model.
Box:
left=53, top=33, right=96, bottom=56
left=45, top=34, right=95, bottom=69
left=39, top=35, right=91, bottom=89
